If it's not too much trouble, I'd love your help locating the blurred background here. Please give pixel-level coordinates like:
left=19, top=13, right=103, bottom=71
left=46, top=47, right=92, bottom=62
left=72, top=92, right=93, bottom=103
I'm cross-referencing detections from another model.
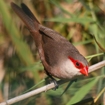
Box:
left=0, top=0, right=105, bottom=105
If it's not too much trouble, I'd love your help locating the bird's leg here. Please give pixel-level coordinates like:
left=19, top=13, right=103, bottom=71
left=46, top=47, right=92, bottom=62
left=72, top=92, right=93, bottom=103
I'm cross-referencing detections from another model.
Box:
left=45, top=70, right=59, bottom=90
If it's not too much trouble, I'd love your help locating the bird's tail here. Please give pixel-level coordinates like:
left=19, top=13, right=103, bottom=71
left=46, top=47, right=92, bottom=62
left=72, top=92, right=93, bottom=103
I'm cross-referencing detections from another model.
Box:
left=11, top=2, right=39, bottom=32
left=11, top=2, right=42, bottom=48
left=11, top=2, right=52, bottom=73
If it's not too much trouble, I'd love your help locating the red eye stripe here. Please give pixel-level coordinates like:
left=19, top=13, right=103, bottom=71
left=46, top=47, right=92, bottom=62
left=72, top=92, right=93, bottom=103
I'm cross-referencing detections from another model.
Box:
left=75, top=61, right=84, bottom=69
left=68, top=57, right=84, bottom=69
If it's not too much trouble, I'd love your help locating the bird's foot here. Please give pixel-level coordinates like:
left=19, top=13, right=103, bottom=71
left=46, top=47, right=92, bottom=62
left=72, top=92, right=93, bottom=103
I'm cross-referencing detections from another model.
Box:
left=51, top=78, right=59, bottom=90
left=45, top=76, right=59, bottom=90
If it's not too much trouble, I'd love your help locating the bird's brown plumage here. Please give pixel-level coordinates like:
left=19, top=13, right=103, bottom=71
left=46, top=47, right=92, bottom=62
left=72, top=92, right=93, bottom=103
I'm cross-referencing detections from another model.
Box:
left=11, top=2, right=88, bottom=79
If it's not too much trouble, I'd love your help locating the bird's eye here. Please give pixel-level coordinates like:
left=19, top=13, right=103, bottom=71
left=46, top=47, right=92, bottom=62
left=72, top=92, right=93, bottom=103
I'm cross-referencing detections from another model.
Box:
left=75, top=61, right=84, bottom=69
left=68, top=56, right=84, bottom=69
left=76, top=62, right=80, bottom=67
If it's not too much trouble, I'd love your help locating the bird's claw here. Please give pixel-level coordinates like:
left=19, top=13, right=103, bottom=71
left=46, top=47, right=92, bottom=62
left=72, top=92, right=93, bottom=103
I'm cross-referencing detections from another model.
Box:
left=45, top=76, right=59, bottom=90
left=51, top=79, right=59, bottom=90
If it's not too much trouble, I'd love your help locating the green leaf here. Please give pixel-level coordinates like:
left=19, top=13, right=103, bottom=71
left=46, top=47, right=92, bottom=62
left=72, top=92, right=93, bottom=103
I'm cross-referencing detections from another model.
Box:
left=86, top=53, right=104, bottom=62
left=66, top=77, right=100, bottom=105
left=49, top=0, right=74, bottom=17
left=0, top=1, right=40, bottom=81
left=46, top=17, right=94, bottom=25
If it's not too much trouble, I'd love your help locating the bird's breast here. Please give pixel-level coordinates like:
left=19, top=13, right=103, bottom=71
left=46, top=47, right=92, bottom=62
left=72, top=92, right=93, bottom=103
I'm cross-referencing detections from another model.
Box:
left=49, top=59, right=80, bottom=79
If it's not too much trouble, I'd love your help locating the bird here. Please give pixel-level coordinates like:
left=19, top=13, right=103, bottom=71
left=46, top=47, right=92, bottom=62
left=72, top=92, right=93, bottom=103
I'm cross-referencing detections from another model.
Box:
left=11, top=2, right=88, bottom=85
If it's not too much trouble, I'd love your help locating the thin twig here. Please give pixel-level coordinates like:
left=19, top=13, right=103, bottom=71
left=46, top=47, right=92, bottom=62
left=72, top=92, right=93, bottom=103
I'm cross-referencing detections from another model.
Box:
left=94, top=87, right=105, bottom=103
left=0, top=60, right=105, bottom=105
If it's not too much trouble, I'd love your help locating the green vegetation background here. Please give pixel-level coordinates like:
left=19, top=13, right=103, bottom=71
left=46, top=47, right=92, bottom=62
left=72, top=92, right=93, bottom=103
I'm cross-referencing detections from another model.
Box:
left=0, top=0, right=105, bottom=105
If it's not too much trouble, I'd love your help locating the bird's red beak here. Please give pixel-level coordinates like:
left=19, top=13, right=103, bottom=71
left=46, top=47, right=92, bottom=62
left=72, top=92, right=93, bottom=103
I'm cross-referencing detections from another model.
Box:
left=80, top=66, right=88, bottom=76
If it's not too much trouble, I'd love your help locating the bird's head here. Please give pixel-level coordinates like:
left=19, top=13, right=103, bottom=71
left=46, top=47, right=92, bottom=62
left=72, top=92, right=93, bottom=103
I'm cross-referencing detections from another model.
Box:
left=68, top=57, right=88, bottom=76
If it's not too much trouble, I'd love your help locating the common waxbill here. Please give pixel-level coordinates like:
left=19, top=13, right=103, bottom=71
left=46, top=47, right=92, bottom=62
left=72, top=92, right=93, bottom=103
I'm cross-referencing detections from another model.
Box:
left=11, top=3, right=88, bottom=80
